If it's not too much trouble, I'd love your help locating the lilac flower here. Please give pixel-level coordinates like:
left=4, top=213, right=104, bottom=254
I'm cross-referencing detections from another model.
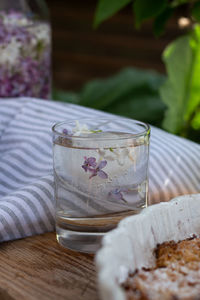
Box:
left=89, top=160, right=108, bottom=179
left=0, top=10, right=51, bottom=99
left=62, top=128, right=73, bottom=136
left=63, top=129, right=69, bottom=135
left=108, top=188, right=128, bottom=203
left=82, top=157, right=97, bottom=173
left=81, top=157, right=108, bottom=180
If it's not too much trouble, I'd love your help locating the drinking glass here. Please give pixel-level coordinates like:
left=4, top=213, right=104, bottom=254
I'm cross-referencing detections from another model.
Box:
left=52, top=118, right=150, bottom=253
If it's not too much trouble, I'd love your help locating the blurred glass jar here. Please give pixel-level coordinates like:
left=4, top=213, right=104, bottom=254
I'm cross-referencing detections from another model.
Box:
left=0, top=0, right=51, bottom=99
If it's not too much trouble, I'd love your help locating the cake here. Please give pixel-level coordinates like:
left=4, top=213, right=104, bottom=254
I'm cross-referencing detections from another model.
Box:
left=122, top=236, right=200, bottom=300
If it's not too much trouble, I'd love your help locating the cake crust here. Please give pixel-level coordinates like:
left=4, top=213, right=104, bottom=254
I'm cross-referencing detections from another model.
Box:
left=122, top=236, right=200, bottom=300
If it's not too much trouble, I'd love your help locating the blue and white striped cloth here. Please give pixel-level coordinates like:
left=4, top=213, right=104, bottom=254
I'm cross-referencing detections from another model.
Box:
left=0, top=98, right=199, bottom=242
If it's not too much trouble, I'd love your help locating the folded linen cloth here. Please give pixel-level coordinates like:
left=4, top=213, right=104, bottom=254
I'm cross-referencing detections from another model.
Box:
left=0, top=97, right=199, bottom=242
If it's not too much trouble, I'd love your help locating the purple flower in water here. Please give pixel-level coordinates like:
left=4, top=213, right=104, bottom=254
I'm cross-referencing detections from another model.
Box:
left=82, top=157, right=108, bottom=180
left=63, top=129, right=68, bottom=134
left=82, top=157, right=97, bottom=173
left=62, top=128, right=73, bottom=136
left=89, top=160, right=108, bottom=179
left=108, top=188, right=128, bottom=203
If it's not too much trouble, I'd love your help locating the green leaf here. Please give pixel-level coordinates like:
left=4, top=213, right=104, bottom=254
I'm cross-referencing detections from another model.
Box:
left=133, top=0, right=167, bottom=28
left=192, top=1, right=200, bottom=22
left=80, top=68, right=164, bottom=108
left=171, top=0, right=190, bottom=8
left=105, top=93, right=166, bottom=125
left=90, top=130, right=103, bottom=133
left=94, top=0, right=132, bottom=28
left=191, top=107, right=200, bottom=130
left=160, top=25, right=200, bottom=134
left=53, top=69, right=165, bottom=126
left=79, top=68, right=166, bottom=126
left=52, top=89, right=80, bottom=104
left=153, top=7, right=174, bottom=37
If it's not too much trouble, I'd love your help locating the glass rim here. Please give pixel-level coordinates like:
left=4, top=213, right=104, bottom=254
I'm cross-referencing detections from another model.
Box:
left=52, top=118, right=151, bottom=141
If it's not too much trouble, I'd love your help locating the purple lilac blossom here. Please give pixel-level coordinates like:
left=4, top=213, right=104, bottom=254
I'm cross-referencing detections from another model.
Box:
left=108, top=188, right=128, bottom=203
left=82, top=157, right=97, bottom=172
left=63, top=129, right=69, bottom=135
left=62, top=128, right=73, bottom=136
left=0, top=11, right=51, bottom=99
left=89, top=160, right=108, bottom=179
left=81, top=157, right=108, bottom=179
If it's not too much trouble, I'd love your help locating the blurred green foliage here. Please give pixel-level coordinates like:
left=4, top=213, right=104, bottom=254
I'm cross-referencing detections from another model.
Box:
left=160, top=26, right=200, bottom=138
left=53, top=0, right=200, bottom=144
left=92, top=0, right=200, bottom=142
left=94, top=0, right=132, bottom=28
left=53, top=68, right=166, bottom=127
left=53, top=65, right=199, bottom=142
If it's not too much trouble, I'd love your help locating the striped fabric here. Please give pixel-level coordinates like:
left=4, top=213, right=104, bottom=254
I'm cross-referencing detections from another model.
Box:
left=0, top=98, right=199, bottom=242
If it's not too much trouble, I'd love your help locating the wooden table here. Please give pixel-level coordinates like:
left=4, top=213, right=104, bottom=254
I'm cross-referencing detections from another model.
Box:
left=0, top=233, right=99, bottom=300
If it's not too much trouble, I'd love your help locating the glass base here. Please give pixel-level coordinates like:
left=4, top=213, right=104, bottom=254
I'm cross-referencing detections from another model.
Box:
left=56, top=226, right=105, bottom=253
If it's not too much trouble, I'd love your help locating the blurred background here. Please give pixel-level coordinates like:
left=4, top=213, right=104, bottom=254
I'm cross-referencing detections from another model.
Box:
left=43, top=0, right=199, bottom=143
left=0, top=0, right=198, bottom=141
left=47, top=0, right=180, bottom=91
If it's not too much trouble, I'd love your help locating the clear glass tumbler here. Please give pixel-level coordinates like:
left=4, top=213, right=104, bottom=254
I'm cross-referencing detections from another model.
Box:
left=52, top=118, right=150, bottom=253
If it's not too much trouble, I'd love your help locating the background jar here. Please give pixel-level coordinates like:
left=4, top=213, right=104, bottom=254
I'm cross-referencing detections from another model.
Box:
left=0, top=0, right=51, bottom=99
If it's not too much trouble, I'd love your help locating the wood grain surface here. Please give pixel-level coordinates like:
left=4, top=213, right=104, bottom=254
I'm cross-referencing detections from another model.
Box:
left=0, top=232, right=98, bottom=300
